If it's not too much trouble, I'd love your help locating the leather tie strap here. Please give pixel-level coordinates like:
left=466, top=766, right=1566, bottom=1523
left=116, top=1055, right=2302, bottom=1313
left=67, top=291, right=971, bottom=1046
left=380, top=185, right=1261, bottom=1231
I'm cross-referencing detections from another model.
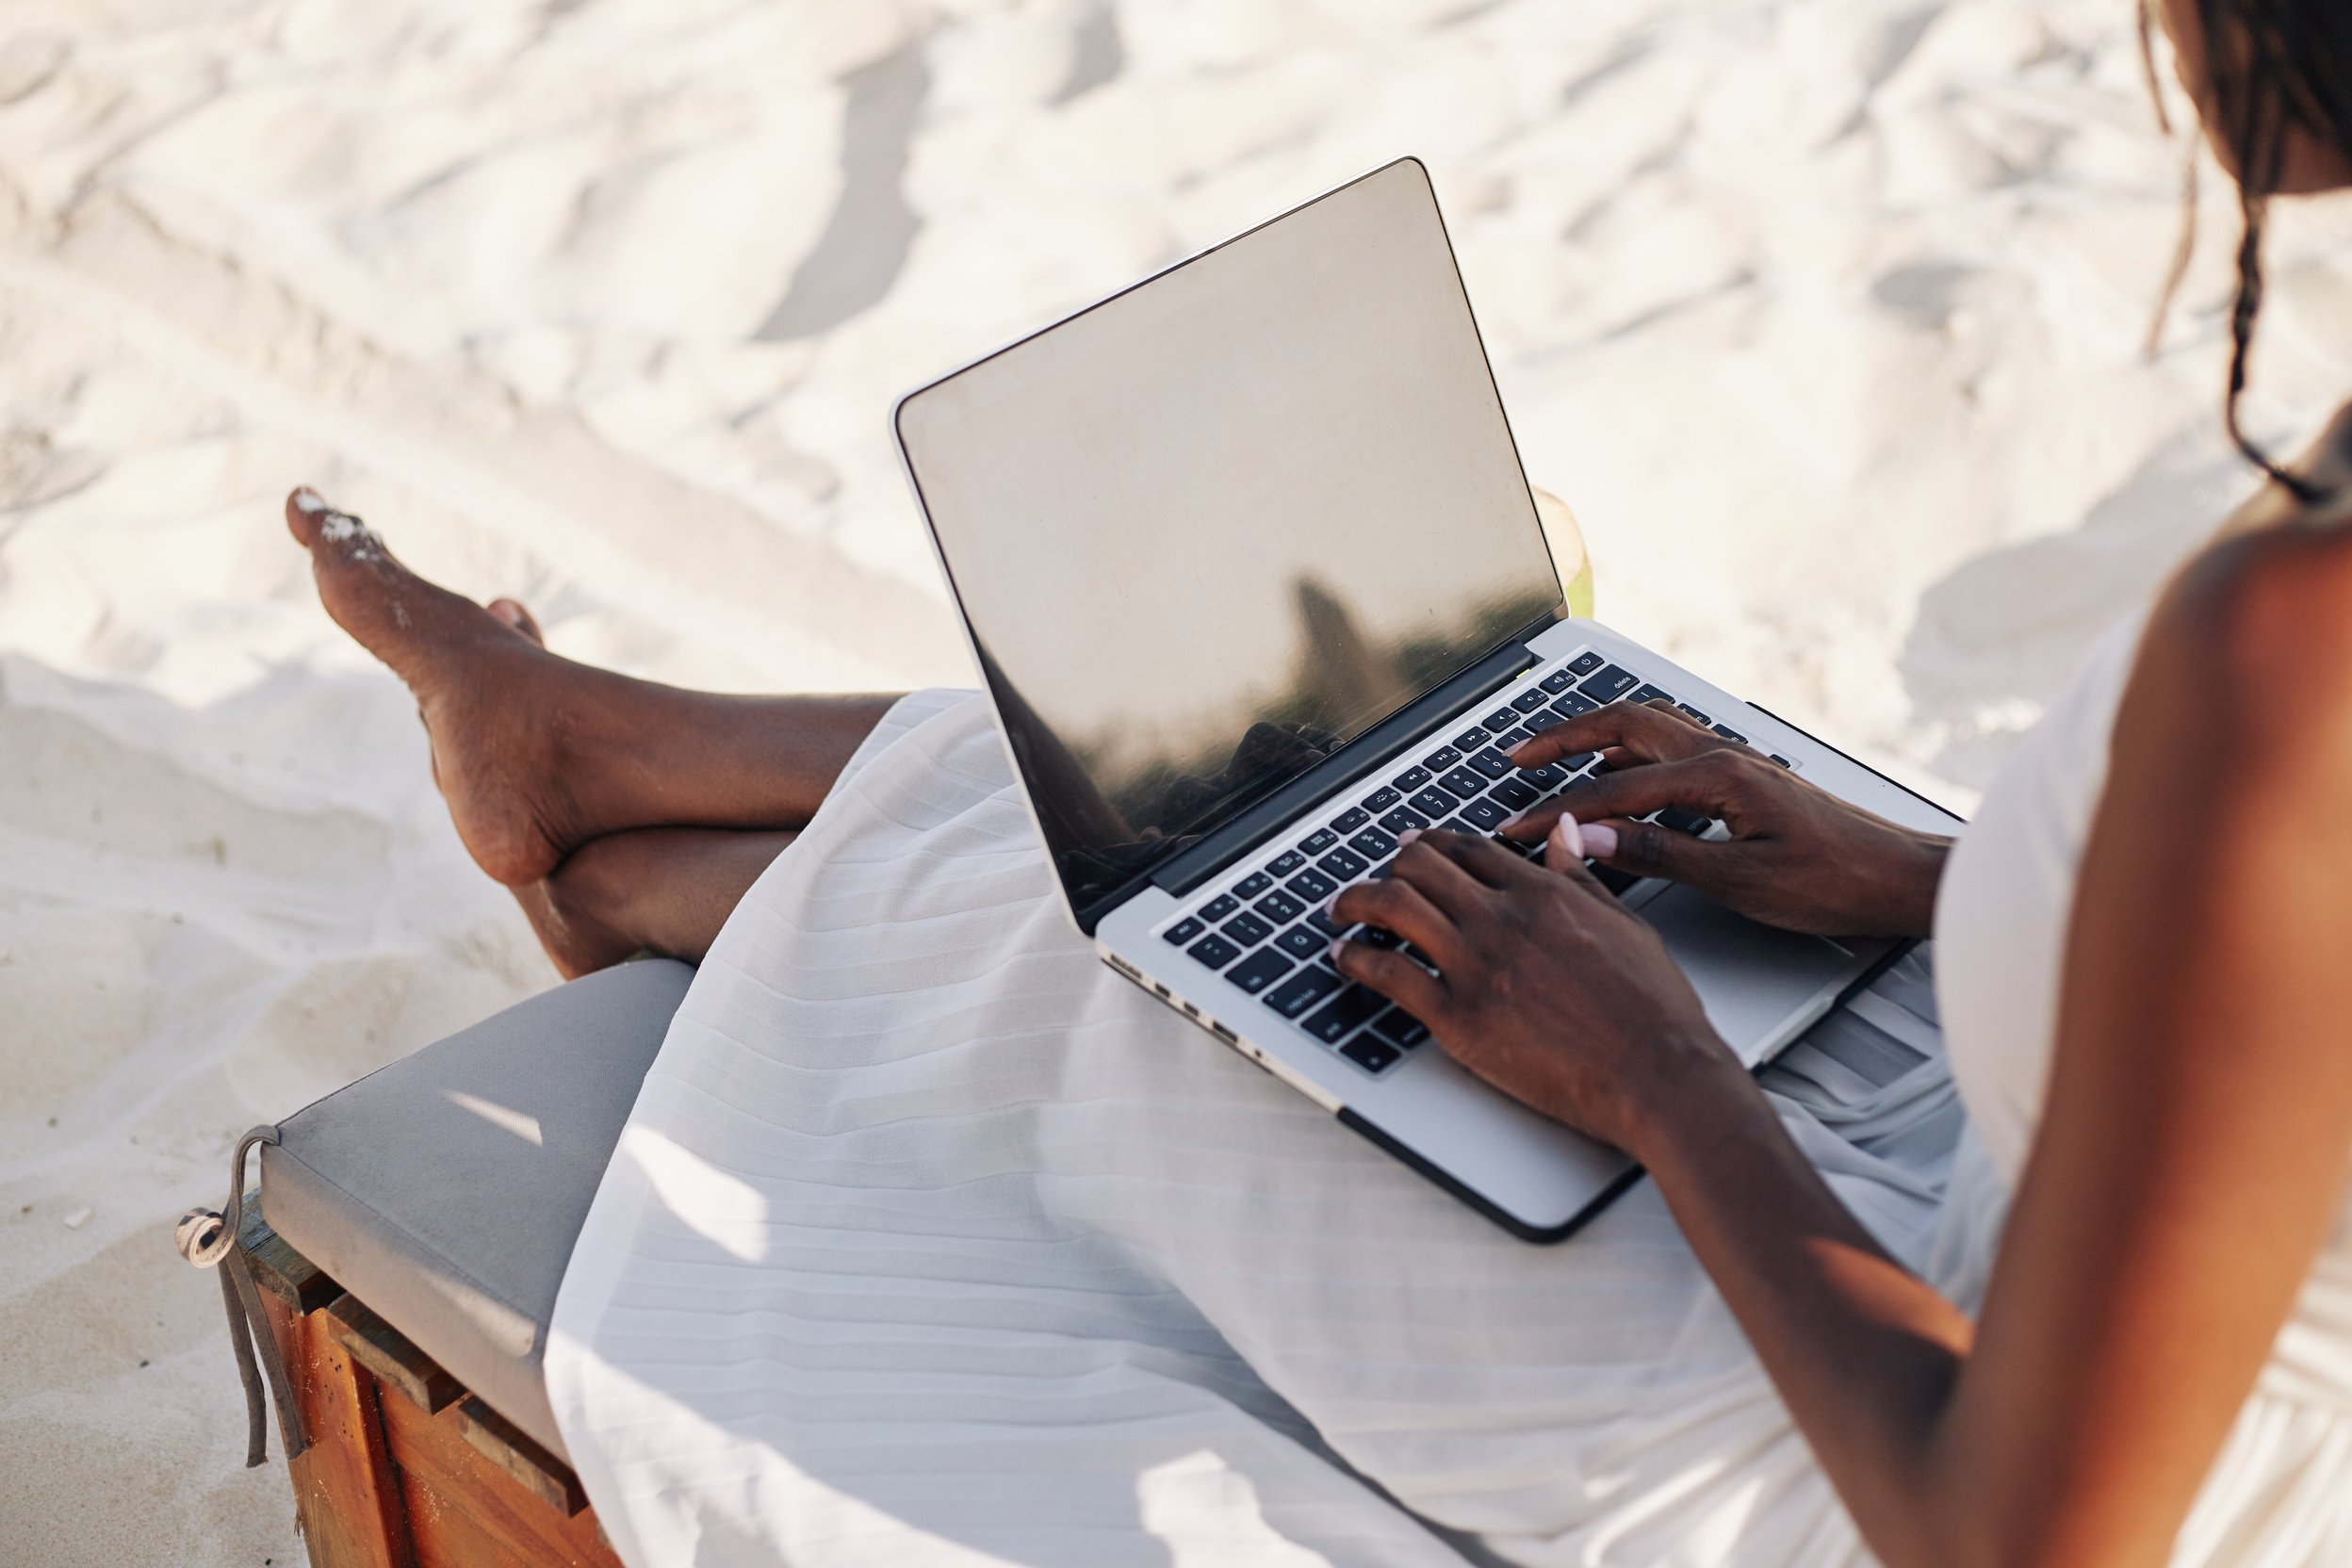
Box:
left=176, top=1126, right=309, bottom=1467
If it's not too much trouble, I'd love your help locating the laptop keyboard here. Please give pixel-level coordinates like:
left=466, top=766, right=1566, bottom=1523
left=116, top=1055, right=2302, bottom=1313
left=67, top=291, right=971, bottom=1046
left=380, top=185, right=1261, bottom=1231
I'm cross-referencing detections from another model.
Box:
left=1154, top=646, right=1792, bottom=1078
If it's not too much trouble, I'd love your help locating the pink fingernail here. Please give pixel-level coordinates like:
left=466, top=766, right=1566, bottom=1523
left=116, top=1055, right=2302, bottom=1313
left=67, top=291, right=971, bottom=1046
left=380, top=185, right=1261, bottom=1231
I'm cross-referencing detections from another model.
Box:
left=1581, top=822, right=1619, bottom=859
left=1397, top=827, right=1422, bottom=847
left=1553, top=814, right=1585, bottom=860
left=1327, top=939, right=1349, bottom=965
left=292, top=487, right=329, bottom=515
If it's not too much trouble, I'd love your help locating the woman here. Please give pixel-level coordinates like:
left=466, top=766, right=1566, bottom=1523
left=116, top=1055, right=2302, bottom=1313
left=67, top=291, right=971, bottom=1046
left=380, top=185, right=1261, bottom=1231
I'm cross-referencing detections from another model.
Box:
left=283, top=2, right=2351, bottom=1562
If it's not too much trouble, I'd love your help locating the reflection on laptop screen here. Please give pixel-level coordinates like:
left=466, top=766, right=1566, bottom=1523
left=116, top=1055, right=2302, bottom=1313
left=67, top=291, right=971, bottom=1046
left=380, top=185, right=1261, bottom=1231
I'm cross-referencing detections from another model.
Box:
left=897, top=160, right=1562, bottom=922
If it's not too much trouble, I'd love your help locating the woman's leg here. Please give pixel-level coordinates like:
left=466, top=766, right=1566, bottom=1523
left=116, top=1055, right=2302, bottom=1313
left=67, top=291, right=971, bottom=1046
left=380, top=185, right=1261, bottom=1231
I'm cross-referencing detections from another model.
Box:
left=514, top=827, right=799, bottom=979
left=285, top=489, right=904, bottom=885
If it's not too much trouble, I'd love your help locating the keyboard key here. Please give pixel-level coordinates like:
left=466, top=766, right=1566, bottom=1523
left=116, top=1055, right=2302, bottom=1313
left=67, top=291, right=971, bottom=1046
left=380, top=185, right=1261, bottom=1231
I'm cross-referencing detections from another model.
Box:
left=1267, top=849, right=1306, bottom=877
left=1233, top=871, right=1272, bottom=900
left=1222, top=909, right=1273, bottom=946
left=1769, top=754, right=1795, bottom=769
left=1360, top=785, right=1400, bottom=813
left=1379, top=805, right=1430, bottom=836
left=1539, top=668, right=1576, bottom=694
left=1711, top=726, right=1748, bottom=745
left=1331, top=806, right=1370, bottom=833
left=1298, top=827, right=1338, bottom=856
left=1579, top=664, right=1639, bottom=702
left=1511, top=687, right=1550, bottom=714
left=1340, top=1036, right=1403, bottom=1073
left=1266, top=966, right=1345, bottom=1019
left=1162, top=917, right=1204, bottom=946
left=1675, top=703, right=1712, bottom=727
left=1369, top=1007, right=1430, bottom=1049
left=1391, top=764, right=1431, bottom=792
left=1480, top=707, right=1518, bottom=731
left=1567, top=650, right=1607, bottom=678
left=1357, top=923, right=1403, bottom=948
left=1410, top=786, right=1461, bottom=818
left=1491, top=776, right=1540, bottom=811
left=1255, top=888, right=1306, bottom=923
left=1468, top=748, right=1514, bottom=780
left=1628, top=683, right=1674, bottom=708
left=1301, top=985, right=1387, bottom=1043
left=1348, top=826, right=1398, bottom=861
left=1422, top=745, right=1462, bottom=770
left=1522, top=762, right=1567, bottom=789
left=1200, top=894, right=1239, bottom=923
left=1227, top=947, right=1294, bottom=995
left=1306, top=906, right=1346, bottom=938
left=1289, top=867, right=1338, bottom=903
left=1494, top=831, right=1543, bottom=858
left=1656, top=806, right=1713, bottom=838
left=1274, top=924, right=1325, bottom=960
left=1441, top=767, right=1490, bottom=799
left=1494, top=726, right=1531, bottom=749
left=1523, top=709, right=1566, bottom=733
left=1189, top=933, right=1241, bottom=970
left=1460, top=796, right=1510, bottom=830
left=1594, top=864, right=1642, bottom=897
left=1550, top=692, right=1599, bottom=720
left=1451, top=727, right=1491, bottom=751
left=1317, top=846, right=1369, bottom=880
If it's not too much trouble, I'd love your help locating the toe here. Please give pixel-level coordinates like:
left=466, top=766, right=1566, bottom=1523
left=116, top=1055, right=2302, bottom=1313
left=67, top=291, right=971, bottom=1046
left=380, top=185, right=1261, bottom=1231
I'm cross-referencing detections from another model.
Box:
left=487, top=597, right=547, bottom=646
left=285, top=486, right=330, bottom=547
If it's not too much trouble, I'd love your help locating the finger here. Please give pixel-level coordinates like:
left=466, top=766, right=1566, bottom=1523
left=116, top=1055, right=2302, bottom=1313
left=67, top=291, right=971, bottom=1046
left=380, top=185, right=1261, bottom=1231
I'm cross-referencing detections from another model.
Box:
left=1410, top=825, right=1538, bottom=890
left=1564, top=753, right=1748, bottom=827
left=1508, top=698, right=1729, bottom=772
left=1329, top=938, right=1448, bottom=1021
left=1501, top=753, right=1739, bottom=842
left=1585, top=814, right=1722, bottom=885
left=1543, top=814, right=1583, bottom=873
left=1331, top=875, right=1468, bottom=970
left=1383, top=832, right=1497, bottom=918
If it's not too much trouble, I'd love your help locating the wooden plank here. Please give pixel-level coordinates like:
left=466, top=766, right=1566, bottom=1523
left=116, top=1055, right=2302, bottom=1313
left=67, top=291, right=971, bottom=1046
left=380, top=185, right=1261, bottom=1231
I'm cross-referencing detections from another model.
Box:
left=326, top=1297, right=462, bottom=1415
left=241, top=1204, right=343, bottom=1315
left=378, top=1383, right=621, bottom=1568
left=446, top=1396, right=588, bottom=1518
left=258, top=1282, right=418, bottom=1568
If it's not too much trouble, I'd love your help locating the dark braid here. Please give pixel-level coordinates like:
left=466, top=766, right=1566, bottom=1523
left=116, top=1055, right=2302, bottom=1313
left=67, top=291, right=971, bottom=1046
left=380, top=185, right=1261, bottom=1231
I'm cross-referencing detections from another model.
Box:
left=2186, top=0, right=2352, bottom=499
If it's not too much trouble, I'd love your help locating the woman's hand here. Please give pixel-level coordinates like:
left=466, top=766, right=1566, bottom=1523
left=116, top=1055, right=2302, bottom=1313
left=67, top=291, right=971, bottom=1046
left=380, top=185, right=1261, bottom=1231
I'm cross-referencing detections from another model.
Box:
left=1502, top=702, right=1952, bottom=939
left=1328, top=826, right=1750, bottom=1154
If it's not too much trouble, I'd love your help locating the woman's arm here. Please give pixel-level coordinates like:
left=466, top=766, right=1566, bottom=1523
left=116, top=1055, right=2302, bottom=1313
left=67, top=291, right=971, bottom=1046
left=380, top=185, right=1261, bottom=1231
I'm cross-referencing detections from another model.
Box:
left=1330, top=531, right=2352, bottom=1568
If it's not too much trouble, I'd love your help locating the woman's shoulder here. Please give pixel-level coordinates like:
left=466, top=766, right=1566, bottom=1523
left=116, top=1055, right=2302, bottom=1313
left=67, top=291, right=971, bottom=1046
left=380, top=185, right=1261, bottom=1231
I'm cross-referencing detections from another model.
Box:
left=2152, top=469, right=2352, bottom=754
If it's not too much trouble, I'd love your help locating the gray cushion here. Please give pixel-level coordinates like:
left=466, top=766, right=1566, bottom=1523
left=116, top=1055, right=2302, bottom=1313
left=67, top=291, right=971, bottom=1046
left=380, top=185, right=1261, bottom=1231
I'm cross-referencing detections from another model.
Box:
left=260, top=958, right=694, bottom=1462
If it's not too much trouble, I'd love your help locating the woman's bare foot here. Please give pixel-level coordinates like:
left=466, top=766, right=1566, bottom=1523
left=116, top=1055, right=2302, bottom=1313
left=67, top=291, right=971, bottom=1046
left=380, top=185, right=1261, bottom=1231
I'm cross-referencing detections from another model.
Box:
left=286, top=486, right=591, bottom=885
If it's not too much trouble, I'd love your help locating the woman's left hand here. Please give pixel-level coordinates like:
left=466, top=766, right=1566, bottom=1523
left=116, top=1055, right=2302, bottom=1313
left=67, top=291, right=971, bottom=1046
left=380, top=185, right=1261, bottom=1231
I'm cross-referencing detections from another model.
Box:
left=1328, top=824, right=1746, bottom=1155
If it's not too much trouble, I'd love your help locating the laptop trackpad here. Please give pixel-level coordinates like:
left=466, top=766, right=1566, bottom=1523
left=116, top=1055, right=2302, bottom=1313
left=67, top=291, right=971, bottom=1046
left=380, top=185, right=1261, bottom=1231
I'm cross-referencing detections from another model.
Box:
left=1639, top=884, right=1878, bottom=1069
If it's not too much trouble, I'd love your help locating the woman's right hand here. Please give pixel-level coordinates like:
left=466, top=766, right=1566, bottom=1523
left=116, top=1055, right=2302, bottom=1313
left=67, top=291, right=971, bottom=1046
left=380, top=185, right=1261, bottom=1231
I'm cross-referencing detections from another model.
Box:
left=1501, top=702, right=1952, bottom=939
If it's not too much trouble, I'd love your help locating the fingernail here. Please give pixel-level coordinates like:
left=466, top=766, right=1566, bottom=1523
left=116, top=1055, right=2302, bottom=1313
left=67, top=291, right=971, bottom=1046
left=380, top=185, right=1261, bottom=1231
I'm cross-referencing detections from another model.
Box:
left=1553, top=814, right=1585, bottom=860
left=292, top=486, right=328, bottom=515
left=1581, top=822, right=1619, bottom=859
left=1498, top=811, right=1526, bottom=832
left=1397, top=827, right=1422, bottom=847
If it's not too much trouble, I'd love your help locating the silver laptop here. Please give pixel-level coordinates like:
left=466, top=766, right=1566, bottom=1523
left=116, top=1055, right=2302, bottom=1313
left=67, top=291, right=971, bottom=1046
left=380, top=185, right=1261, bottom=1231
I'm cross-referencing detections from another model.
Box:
left=893, top=158, right=1954, bottom=1240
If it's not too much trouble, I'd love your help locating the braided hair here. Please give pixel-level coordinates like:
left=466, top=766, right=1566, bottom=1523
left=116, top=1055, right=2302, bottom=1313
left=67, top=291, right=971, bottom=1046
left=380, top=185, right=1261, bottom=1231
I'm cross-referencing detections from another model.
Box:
left=2159, top=1, right=2352, bottom=498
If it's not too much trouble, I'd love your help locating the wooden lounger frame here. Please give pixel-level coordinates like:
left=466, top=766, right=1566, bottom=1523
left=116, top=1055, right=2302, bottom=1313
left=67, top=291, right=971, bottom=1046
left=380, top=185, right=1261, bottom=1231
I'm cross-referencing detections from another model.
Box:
left=239, top=1209, right=621, bottom=1568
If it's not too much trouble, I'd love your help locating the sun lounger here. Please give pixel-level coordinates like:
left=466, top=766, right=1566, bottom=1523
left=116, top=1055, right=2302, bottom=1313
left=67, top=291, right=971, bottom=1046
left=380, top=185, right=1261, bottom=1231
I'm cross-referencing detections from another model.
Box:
left=188, top=957, right=694, bottom=1567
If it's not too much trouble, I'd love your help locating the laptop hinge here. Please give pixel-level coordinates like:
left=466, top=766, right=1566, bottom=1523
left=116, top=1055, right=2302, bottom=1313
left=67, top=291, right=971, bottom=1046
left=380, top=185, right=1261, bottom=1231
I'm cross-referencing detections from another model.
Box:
left=1152, top=633, right=1544, bottom=899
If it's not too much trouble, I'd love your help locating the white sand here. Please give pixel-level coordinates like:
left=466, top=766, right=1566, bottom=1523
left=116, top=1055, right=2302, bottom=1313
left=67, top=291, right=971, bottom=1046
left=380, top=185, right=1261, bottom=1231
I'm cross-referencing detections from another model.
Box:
left=4, top=1, right=2350, bottom=1562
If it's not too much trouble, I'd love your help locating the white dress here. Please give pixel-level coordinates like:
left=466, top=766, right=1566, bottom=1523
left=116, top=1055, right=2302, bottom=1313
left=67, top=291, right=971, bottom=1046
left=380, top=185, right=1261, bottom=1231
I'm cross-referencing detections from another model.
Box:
left=546, top=626, right=2352, bottom=1565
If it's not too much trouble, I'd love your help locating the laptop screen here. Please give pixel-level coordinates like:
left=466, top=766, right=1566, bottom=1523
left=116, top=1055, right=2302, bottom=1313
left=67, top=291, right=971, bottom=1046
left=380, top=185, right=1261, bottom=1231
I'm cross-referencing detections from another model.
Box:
left=896, top=159, right=1563, bottom=926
